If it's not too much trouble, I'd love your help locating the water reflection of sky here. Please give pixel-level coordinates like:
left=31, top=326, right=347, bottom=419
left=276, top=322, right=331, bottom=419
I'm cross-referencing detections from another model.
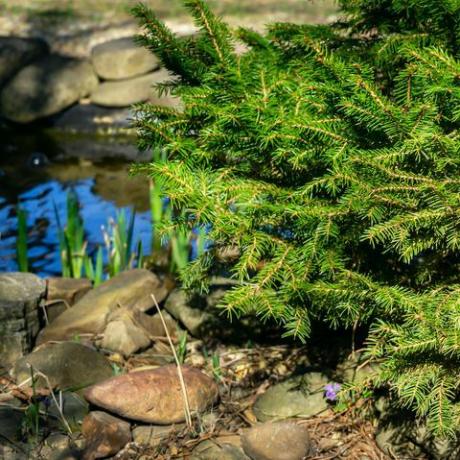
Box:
left=0, top=177, right=152, bottom=277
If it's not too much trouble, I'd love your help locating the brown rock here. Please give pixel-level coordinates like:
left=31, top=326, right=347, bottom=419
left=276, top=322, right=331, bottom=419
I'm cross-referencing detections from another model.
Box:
left=37, top=269, right=171, bottom=344
left=84, top=365, right=219, bottom=424
left=241, top=422, right=312, bottom=460
left=82, top=411, right=131, bottom=460
left=45, top=277, right=92, bottom=323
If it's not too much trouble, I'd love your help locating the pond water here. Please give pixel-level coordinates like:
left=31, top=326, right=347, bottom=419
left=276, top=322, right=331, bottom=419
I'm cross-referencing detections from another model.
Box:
left=0, top=127, right=153, bottom=277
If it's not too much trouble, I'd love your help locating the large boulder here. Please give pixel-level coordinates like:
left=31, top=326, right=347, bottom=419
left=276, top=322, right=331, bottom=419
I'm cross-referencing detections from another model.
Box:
left=253, top=373, right=328, bottom=422
left=12, top=341, right=113, bottom=390
left=37, top=269, right=171, bottom=344
left=0, top=36, right=49, bottom=87
left=90, top=37, right=160, bottom=80
left=0, top=272, right=46, bottom=367
left=90, top=69, right=174, bottom=107
left=84, top=365, right=219, bottom=424
left=0, top=54, right=98, bottom=123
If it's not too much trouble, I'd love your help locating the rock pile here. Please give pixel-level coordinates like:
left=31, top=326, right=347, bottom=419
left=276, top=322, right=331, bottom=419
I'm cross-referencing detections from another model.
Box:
left=0, top=35, right=178, bottom=124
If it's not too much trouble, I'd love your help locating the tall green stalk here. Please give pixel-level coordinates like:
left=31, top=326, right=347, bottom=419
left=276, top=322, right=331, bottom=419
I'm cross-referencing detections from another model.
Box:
left=16, top=205, right=28, bottom=272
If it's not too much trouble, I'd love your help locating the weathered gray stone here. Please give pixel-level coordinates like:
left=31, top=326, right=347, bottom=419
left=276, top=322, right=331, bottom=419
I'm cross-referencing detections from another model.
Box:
left=101, top=307, right=180, bottom=357
left=0, top=55, right=98, bottom=123
left=132, top=423, right=185, bottom=448
left=45, top=392, right=89, bottom=431
left=12, top=341, right=113, bottom=390
left=164, top=278, right=253, bottom=339
left=192, top=438, right=249, bottom=460
left=241, top=422, right=312, bottom=460
left=0, top=403, right=24, bottom=442
left=0, top=36, right=49, bottom=87
left=90, top=69, right=174, bottom=107
left=0, top=272, right=46, bottom=367
left=253, top=373, right=328, bottom=422
left=45, top=277, right=92, bottom=323
left=37, top=269, right=171, bottom=344
left=375, top=423, right=460, bottom=460
left=91, top=37, right=160, bottom=80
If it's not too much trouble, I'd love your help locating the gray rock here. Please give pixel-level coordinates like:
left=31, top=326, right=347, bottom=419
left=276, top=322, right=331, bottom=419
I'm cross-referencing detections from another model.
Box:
left=45, top=277, right=92, bottom=323
left=241, top=422, right=312, bottom=460
left=0, top=37, right=49, bottom=87
left=90, top=69, right=174, bottom=107
left=37, top=269, right=171, bottom=344
left=192, top=439, right=249, bottom=460
left=101, top=309, right=152, bottom=358
left=53, top=104, right=133, bottom=133
left=164, top=289, right=212, bottom=338
left=0, top=55, right=98, bottom=123
left=0, top=404, right=24, bottom=442
left=42, top=433, right=83, bottom=460
left=376, top=423, right=460, bottom=460
left=132, top=423, right=185, bottom=448
left=91, top=37, right=160, bottom=80
left=0, top=272, right=46, bottom=367
left=45, top=392, right=89, bottom=431
left=337, top=351, right=379, bottom=384
left=101, top=307, right=180, bottom=357
left=253, top=373, right=328, bottom=422
left=12, top=341, right=113, bottom=391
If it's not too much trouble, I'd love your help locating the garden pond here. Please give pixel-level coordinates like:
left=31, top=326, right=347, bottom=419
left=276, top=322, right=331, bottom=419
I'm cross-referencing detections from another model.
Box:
left=0, top=127, right=153, bottom=276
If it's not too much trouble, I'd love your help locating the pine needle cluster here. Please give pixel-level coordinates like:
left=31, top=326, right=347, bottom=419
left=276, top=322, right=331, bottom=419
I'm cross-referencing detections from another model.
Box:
left=132, top=0, right=460, bottom=436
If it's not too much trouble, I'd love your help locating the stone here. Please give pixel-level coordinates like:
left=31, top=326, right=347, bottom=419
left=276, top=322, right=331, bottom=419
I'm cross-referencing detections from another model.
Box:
left=45, top=392, right=89, bottom=431
left=375, top=423, right=460, bottom=460
left=0, top=404, right=24, bottom=442
left=0, top=37, right=49, bottom=87
left=192, top=439, right=249, bottom=460
left=337, top=351, right=380, bottom=384
left=41, top=433, right=83, bottom=460
left=241, top=422, right=312, bottom=460
left=82, top=411, right=131, bottom=460
left=101, top=307, right=180, bottom=357
left=253, top=373, right=328, bottom=422
left=91, top=37, right=160, bottom=80
left=101, top=309, right=151, bottom=358
left=12, top=341, right=113, bottom=390
left=84, top=364, right=219, bottom=424
left=0, top=272, right=46, bottom=367
left=90, top=69, right=174, bottom=107
left=0, top=55, right=98, bottom=123
left=132, top=423, right=185, bottom=448
left=53, top=104, right=133, bottom=133
left=164, top=289, right=211, bottom=338
left=45, top=277, right=92, bottom=323
left=163, top=278, right=254, bottom=339
left=37, top=269, right=171, bottom=344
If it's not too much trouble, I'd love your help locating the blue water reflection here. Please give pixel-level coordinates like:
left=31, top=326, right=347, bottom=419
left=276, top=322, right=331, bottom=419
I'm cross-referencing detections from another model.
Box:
left=0, top=177, right=151, bottom=277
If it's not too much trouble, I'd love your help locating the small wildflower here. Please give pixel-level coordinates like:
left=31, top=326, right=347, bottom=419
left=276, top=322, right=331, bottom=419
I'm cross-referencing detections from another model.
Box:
left=324, top=382, right=341, bottom=402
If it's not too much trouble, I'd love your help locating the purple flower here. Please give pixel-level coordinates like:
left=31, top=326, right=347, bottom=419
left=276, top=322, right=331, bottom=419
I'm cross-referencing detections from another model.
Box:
left=324, top=382, right=341, bottom=402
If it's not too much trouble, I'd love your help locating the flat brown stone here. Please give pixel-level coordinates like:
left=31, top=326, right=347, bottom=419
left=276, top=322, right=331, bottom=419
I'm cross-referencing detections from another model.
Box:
left=84, top=365, right=219, bottom=424
left=82, top=411, right=131, bottom=460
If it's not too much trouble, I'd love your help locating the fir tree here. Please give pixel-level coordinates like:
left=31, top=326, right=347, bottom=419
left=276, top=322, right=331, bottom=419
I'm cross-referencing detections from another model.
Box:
left=132, top=0, right=460, bottom=437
